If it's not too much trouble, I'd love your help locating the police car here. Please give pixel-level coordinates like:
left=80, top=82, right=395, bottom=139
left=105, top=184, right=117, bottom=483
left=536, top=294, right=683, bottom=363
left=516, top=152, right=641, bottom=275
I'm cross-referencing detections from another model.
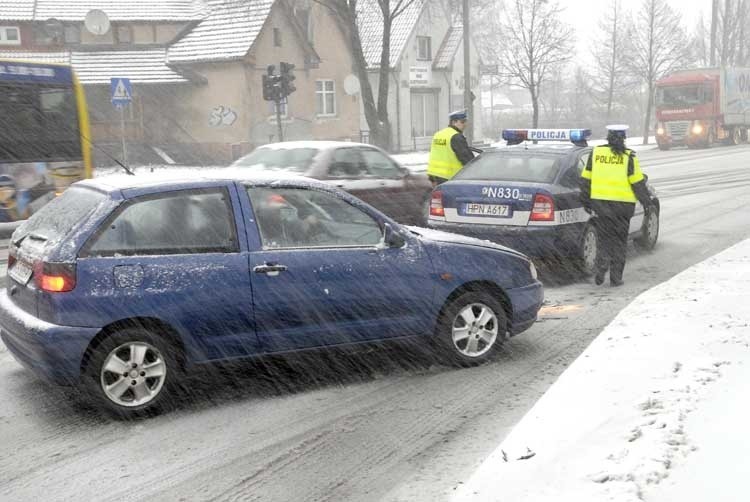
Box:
left=427, top=129, right=660, bottom=274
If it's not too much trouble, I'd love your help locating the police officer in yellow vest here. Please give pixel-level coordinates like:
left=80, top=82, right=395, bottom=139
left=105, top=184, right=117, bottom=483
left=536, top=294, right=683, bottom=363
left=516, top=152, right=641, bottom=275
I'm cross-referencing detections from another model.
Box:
left=581, top=125, right=653, bottom=287
left=427, top=110, right=475, bottom=187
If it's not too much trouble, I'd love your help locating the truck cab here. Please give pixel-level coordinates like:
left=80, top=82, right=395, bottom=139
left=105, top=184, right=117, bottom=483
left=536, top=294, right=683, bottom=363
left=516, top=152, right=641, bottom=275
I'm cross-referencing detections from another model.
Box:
left=655, top=68, right=750, bottom=150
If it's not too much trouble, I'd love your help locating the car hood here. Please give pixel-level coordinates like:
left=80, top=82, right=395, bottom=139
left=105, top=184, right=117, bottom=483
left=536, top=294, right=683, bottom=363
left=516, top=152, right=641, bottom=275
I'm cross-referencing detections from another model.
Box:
left=405, top=225, right=528, bottom=259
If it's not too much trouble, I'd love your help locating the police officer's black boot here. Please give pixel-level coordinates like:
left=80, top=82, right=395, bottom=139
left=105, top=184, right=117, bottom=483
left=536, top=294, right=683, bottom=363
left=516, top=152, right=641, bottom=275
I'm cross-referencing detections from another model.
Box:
left=610, top=278, right=624, bottom=287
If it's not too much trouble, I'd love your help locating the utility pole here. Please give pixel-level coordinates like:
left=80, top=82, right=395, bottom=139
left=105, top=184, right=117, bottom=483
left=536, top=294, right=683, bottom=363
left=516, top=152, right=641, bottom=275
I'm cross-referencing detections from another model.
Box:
left=711, top=0, right=719, bottom=66
left=463, top=0, right=473, bottom=143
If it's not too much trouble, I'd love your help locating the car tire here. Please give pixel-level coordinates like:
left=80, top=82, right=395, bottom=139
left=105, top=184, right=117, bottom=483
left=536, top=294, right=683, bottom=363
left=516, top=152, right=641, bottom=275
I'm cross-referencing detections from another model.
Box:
left=84, top=328, right=182, bottom=419
left=435, top=291, right=507, bottom=366
left=578, top=223, right=599, bottom=276
left=634, top=207, right=659, bottom=251
left=657, top=143, right=670, bottom=151
left=706, top=130, right=714, bottom=148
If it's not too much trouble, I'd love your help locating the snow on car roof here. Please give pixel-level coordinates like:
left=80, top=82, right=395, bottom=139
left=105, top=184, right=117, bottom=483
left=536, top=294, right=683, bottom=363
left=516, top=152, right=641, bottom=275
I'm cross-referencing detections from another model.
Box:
left=78, top=167, right=326, bottom=192
left=255, top=141, right=371, bottom=150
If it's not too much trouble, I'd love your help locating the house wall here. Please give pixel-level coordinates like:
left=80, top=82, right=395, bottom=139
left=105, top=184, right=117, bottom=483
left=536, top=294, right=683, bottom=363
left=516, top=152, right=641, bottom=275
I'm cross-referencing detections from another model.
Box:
left=170, top=2, right=361, bottom=163
left=362, top=3, right=484, bottom=152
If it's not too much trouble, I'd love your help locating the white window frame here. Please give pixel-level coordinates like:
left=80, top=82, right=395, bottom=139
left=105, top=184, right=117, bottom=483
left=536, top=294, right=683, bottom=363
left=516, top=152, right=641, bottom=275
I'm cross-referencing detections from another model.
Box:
left=316, top=80, right=337, bottom=117
left=0, top=26, right=21, bottom=46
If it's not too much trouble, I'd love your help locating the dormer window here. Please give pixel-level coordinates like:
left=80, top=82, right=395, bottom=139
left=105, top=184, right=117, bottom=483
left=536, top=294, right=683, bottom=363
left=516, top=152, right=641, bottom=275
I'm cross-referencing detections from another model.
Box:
left=0, top=26, right=21, bottom=45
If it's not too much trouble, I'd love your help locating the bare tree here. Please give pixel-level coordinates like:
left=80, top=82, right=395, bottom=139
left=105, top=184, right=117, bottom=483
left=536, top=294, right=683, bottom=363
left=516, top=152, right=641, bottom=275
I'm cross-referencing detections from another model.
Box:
left=691, top=14, right=712, bottom=67
left=498, top=0, right=574, bottom=127
left=314, top=0, right=418, bottom=150
left=629, top=0, right=690, bottom=144
left=591, top=0, right=634, bottom=122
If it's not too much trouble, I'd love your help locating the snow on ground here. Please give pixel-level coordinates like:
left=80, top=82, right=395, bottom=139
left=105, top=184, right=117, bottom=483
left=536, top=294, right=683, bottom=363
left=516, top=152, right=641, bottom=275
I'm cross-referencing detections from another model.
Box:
left=452, top=238, right=750, bottom=502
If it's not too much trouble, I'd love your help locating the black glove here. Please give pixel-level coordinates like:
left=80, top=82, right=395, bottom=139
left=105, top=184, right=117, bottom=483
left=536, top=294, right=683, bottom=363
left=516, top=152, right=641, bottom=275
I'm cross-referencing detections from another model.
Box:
left=583, top=203, right=591, bottom=214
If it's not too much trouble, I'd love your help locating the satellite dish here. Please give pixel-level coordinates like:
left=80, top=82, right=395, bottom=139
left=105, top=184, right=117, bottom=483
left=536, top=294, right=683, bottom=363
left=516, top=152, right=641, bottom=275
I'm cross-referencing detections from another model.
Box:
left=343, top=74, right=360, bottom=96
left=85, top=9, right=110, bottom=36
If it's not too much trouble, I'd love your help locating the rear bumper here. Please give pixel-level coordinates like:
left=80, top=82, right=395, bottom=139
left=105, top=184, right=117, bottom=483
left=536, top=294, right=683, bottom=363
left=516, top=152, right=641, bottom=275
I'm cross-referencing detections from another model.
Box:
left=506, top=281, right=544, bottom=336
left=428, top=219, right=583, bottom=257
left=0, top=292, right=99, bottom=384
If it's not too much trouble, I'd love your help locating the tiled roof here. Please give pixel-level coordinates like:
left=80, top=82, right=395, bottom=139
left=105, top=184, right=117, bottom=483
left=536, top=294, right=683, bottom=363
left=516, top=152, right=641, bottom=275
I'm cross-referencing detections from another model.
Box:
left=0, top=0, right=209, bottom=21
left=0, top=50, right=191, bottom=84
left=433, top=24, right=461, bottom=70
left=357, top=0, right=424, bottom=69
left=0, top=50, right=70, bottom=63
left=167, top=0, right=274, bottom=64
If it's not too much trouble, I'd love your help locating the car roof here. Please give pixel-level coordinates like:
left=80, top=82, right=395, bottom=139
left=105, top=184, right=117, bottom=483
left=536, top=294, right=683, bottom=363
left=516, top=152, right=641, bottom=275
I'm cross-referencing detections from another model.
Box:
left=78, top=168, right=331, bottom=195
left=254, top=141, right=374, bottom=150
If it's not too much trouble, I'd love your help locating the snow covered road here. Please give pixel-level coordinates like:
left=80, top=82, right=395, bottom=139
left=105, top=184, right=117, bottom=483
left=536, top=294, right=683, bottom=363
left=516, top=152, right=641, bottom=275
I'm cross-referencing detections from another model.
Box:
left=2, top=145, right=750, bottom=502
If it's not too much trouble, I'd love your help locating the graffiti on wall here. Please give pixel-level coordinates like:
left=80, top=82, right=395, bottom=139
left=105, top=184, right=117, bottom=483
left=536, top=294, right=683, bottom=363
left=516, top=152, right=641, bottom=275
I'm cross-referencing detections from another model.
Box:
left=209, top=106, right=238, bottom=127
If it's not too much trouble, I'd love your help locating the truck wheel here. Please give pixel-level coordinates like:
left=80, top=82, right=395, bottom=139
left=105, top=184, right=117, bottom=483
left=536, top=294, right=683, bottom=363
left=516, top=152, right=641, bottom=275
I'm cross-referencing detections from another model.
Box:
left=731, top=127, right=742, bottom=145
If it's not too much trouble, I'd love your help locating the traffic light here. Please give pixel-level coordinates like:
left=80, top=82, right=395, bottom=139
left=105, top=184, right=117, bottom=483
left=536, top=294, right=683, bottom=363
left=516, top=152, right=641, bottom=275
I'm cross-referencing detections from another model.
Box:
left=262, top=65, right=279, bottom=101
left=279, top=62, right=296, bottom=98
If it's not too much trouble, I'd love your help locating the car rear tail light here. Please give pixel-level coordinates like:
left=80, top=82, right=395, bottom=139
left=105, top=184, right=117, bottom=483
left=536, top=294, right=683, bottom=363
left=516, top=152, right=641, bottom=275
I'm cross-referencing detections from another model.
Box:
left=34, top=262, right=77, bottom=292
left=7, top=245, right=16, bottom=269
left=430, top=191, right=445, bottom=217
left=530, top=193, right=555, bottom=222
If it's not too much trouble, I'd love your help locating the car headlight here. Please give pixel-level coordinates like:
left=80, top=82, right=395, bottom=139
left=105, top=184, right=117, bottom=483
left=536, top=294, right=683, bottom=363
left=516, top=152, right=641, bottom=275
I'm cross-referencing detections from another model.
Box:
left=656, top=127, right=665, bottom=135
left=692, top=123, right=703, bottom=135
left=529, top=260, right=538, bottom=281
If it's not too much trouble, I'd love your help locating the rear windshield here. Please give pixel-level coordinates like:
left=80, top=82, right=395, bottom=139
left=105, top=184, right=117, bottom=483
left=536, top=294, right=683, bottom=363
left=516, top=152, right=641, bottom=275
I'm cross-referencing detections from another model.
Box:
left=455, top=153, right=562, bottom=183
left=230, top=147, right=319, bottom=173
left=14, top=186, right=105, bottom=244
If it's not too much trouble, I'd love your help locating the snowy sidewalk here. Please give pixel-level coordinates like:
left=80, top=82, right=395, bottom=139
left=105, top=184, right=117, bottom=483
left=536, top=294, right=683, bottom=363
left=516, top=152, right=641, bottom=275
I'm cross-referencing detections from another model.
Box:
left=452, top=239, right=750, bottom=502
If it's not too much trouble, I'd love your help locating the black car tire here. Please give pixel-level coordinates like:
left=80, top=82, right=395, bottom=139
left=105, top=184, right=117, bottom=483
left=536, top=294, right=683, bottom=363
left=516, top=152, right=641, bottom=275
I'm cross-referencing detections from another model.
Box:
left=657, top=143, right=670, bottom=151
left=435, top=291, right=507, bottom=366
left=83, top=328, right=182, bottom=419
left=577, top=223, right=599, bottom=277
left=634, top=207, right=659, bottom=251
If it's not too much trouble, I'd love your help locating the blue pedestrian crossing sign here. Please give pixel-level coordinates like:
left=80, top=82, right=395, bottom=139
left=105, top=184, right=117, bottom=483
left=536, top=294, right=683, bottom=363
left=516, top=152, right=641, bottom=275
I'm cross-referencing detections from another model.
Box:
left=110, top=77, right=132, bottom=107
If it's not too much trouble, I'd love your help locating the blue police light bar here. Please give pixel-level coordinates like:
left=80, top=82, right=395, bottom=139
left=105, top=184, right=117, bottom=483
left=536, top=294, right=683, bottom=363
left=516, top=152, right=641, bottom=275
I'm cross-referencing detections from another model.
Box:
left=502, top=128, right=592, bottom=145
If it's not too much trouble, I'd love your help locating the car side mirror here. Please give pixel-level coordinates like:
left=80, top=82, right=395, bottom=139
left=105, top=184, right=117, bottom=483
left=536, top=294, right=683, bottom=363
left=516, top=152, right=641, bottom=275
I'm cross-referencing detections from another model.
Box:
left=384, top=223, right=405, bottom=248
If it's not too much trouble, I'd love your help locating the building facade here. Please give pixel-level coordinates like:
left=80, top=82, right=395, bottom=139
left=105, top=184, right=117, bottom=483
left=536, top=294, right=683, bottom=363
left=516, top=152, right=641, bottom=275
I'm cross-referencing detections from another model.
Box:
left=357, top=0, right=483, bottom=152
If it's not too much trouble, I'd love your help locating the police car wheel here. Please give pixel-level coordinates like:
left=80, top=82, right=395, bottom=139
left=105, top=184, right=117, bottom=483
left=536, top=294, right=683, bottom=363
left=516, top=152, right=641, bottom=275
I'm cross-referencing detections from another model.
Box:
left=579, top=224, right=599, bottom=276
left=436, top=291, right=507, bottom=366
left=635, top=208, right=659, bottom=251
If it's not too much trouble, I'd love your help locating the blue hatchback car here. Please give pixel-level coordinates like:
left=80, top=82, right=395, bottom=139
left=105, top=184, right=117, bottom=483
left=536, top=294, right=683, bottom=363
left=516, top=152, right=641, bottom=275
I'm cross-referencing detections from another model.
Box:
left=0, top=173, right=543, bottom=417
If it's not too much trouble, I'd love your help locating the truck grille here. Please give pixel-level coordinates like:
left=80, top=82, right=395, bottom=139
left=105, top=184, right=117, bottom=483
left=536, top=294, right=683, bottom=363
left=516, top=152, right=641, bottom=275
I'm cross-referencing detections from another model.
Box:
left=667, top=121, right=690, bottom=139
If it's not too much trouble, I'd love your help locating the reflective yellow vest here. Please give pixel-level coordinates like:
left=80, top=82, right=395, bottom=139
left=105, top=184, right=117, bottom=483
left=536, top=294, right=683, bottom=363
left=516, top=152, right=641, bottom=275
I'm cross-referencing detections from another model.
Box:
left=427, top=127, right=463, bottom=180
left=582, top=146, right=644, bottom=203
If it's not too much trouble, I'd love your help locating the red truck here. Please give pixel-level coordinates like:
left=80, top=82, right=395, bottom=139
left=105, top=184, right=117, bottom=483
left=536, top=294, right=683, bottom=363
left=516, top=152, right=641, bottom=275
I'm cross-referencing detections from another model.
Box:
left=654, top=67, right=750, bottom=150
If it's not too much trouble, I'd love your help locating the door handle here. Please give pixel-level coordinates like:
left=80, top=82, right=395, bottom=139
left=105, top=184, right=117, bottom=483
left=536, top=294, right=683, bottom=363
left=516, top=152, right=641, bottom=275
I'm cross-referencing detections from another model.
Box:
left=253, top=263, right=288, bottom=275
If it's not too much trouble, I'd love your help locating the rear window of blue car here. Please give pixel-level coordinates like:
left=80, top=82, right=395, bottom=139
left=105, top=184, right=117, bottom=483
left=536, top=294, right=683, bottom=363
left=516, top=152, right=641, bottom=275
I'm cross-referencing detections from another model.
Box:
left=14, top=186, right=105, bottom=244
left=455, top=153, right=561, bottom=183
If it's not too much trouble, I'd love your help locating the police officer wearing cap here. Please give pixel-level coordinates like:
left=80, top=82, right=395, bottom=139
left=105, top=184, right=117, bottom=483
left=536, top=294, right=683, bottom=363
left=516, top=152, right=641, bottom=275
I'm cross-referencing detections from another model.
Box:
left=427, top=110, right=475, bottom=187
left=580, top=125, right=653, bottom=286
